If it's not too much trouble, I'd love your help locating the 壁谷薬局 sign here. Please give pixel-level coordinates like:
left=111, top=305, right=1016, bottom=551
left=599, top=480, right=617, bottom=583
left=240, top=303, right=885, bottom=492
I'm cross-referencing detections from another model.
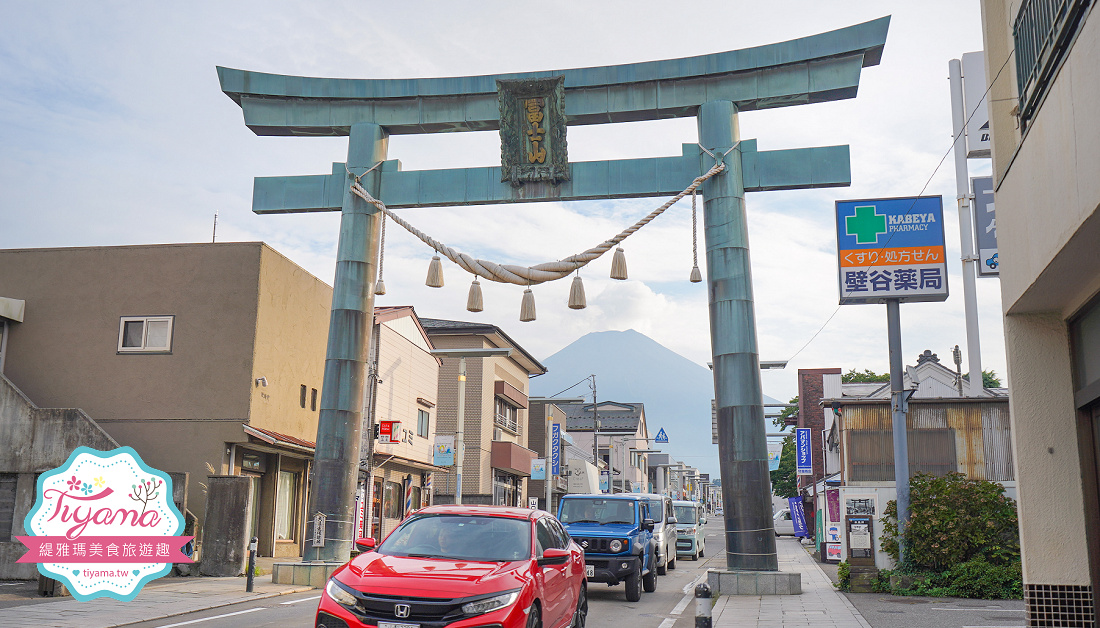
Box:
left=835, top=196, right=948, bottom=305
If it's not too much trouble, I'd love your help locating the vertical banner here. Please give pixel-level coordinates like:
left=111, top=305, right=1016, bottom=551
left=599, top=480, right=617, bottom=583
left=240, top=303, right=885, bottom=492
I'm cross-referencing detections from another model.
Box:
left=550, top=424, right=561, bottom=475
left=796, top=427, right=813, bottom=476
left=531, top=458, right=546, bottom=480
left=788, top=496, right=808, bottom=538
left=826, top=488, right=841, bottom=522
left=972, top=176, right=998, bottom=277
left=961, top=51, right=991, bottom=158
left=433, top=435, right=454, bottom=466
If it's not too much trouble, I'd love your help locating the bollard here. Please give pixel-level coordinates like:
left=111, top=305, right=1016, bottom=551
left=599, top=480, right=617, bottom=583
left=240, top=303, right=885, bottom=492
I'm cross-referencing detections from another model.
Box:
left=695, top=582, right=712, bottom=628
left=246, top=536, right=258, bottom=592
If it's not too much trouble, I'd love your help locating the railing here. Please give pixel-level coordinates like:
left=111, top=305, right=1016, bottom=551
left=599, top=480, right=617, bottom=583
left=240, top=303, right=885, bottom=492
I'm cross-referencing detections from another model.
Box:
left=1013, top=0, right=1093, bottom=127
left=494, top=412, right=520, bottom=435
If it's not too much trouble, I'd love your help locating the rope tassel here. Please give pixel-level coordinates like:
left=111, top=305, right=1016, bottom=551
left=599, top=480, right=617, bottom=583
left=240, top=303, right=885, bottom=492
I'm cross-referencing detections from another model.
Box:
left=689, top=266, right=702, bottom=283
left=467, top=278, right=484, bottom=312
left=520, top=288, right=536, bottom=322
left=610, top=247, right=628, bottom=280
left=374, top=277, right=387, bottom=295
left=426, top=255, right=444, bottom=288
left=568, top=275, right=587, bottom=310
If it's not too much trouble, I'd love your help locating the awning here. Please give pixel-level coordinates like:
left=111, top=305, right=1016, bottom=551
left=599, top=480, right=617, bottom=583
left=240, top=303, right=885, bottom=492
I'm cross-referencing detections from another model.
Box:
left=242, top=424, right=315, bottom=454
left=0, top=297, right=25, bottom=322
left=363, top=452, right=452, bottom=473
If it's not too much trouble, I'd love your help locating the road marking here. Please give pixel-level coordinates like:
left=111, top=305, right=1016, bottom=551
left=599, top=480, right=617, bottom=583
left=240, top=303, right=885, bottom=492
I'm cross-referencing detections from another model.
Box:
left=280, top=594, right=321, bottom=605
left=932, top=611, right=1025, bottom=615
left=657, top=619, right=677, bottom=628
left=670, top=594, right=692, bottom=616
left=156, top=607, right=264, bottom=627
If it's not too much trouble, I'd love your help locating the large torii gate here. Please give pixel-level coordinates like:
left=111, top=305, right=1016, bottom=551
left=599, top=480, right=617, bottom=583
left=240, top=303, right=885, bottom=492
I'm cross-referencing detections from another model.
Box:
left=219, top=17, right=889, bottom=572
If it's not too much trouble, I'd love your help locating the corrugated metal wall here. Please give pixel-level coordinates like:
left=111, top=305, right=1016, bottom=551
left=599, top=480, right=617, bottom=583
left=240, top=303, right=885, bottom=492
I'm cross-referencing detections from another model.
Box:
left=841, top=402, right=1013, bottom=483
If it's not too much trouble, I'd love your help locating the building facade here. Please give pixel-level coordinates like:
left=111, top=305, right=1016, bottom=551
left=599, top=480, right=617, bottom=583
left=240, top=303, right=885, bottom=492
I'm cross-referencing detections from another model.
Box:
left=979, top=0, right=1100, bottom=621
left=421, top=319, right=546, bottom=507
left=558, top=401, right=652, bottom=493
left=0, top=243, right=332, bottom=560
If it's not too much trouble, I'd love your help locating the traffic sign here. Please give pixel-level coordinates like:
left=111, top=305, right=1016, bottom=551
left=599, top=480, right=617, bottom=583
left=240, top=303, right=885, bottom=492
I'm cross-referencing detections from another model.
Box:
left=654, top=428, right=668, bottom=443
left=835, top=196, right=948, bottom=305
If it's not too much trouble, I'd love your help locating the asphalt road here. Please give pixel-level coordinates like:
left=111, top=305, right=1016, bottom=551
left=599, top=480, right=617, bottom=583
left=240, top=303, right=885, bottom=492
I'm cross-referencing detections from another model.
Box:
left=119, top=517, right=727, bottom=628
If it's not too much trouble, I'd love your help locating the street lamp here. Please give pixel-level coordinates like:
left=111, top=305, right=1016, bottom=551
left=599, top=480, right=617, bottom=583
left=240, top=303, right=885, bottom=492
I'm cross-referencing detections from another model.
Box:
left=430, top=347, right=512, bottom=505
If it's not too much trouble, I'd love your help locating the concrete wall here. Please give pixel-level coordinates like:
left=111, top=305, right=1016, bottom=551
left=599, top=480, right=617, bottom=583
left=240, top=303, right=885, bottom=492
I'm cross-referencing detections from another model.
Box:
left=980, top=0, right=1100, bottom=601
left=0, top=375, right=119, bottom=579
left=0, top=244, right=261, bottom=420
left=249, top=245, right=332, bottom=442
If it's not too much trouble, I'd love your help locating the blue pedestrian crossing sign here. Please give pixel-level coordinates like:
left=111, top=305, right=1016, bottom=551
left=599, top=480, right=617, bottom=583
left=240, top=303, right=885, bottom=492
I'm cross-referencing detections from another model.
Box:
left=654, top=428, right=669, bottom=443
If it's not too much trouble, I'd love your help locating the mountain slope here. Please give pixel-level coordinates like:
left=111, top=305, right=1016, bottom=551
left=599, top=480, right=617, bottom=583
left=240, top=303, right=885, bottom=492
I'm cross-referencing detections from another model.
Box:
left=531, top=329, right=780, bottom=478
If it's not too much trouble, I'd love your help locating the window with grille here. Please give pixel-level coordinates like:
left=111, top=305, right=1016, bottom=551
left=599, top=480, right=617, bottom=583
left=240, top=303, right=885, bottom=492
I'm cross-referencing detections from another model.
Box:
left=495, top=398, right=520, bottom=434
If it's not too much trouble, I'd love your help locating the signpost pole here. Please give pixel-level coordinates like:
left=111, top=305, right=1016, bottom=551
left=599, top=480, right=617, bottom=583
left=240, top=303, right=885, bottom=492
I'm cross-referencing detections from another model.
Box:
left=949, top=58, right=983, bottom=396
left=886, top=298, right=910, bottom=565
left=455, top=356, right=466, bottom=505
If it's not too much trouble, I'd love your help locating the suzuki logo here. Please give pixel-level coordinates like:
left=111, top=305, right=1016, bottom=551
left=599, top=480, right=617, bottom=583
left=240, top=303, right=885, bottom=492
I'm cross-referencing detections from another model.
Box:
left=580, top=540, right=589, bottom=548
left=394, top=604, right=411, bottom=618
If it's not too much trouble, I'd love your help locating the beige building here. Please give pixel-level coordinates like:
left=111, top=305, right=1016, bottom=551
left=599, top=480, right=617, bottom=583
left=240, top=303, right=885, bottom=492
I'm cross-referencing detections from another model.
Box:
left=978, top=2, right=1100, bottom=621
left=421, top=318, right=547, bottom=507
left=558, top=400, right=653, bottom=494
left=0, top=243, right=331, bottom=559
left=359, top=306, right=445, bottom=541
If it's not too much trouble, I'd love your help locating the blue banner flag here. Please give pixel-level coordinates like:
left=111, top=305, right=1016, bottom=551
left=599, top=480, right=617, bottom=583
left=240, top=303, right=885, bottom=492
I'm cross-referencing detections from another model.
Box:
left=796, top=428, right=813, bottom=476
left=551, top=424, right=561, bottom=475
left=788, top=496, right=808, bottom=538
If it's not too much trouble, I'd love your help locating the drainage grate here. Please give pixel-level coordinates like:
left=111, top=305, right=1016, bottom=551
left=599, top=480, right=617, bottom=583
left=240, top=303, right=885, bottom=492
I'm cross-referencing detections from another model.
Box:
left=1026, top=584, right=1095, bottom=627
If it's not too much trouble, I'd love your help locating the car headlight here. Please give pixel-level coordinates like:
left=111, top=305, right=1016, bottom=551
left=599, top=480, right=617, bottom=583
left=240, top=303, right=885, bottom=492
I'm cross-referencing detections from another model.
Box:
left=609, top=539, right=623, bottom=553
left=325, top=579, right=358, bottom=608
left=462, top=590, right=520, bottom=616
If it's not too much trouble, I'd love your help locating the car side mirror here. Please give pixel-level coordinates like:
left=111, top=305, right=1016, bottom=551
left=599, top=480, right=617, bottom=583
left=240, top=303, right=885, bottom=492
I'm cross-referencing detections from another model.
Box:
left=354, top=537, right=376, bottom=551
left=701, top=517, right=707, bottom=525
left=538, top=547, right=570, bottom=566
left=642, top=518, right=655, bottom=532
left=668, top=517, right=677, bottom=525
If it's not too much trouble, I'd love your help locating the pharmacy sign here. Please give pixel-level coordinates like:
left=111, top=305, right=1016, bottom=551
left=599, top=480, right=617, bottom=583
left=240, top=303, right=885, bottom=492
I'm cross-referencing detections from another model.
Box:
left=835, top=196, right=948, bottom=305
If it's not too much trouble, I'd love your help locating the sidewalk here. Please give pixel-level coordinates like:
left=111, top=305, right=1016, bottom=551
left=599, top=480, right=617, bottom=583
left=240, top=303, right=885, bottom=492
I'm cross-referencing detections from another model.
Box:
left=712, top=539, right=872, bottom=628
left=0, top=575, right=314, bottom=628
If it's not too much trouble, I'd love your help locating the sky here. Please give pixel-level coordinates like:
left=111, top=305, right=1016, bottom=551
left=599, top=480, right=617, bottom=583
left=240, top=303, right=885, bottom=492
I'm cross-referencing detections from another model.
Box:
left=0, top=1, right=1005, bottom=403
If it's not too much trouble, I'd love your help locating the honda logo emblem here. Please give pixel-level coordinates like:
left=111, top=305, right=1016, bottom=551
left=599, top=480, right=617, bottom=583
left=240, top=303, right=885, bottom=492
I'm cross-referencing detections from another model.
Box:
left=394, top=604, right=411, bottom=618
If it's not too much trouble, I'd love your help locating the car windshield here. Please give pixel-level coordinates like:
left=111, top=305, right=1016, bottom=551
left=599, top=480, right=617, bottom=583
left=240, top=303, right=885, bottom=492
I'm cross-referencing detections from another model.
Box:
left=674, top=505, right=697, bottom=524
left=377, top=514, right=531, bottom=562
left=559, top=498, right=636, bottom=525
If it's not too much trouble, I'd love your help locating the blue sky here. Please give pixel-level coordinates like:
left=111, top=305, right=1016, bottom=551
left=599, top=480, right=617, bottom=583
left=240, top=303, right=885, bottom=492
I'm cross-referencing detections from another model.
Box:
left=0, top=1, right=1004, bottom=401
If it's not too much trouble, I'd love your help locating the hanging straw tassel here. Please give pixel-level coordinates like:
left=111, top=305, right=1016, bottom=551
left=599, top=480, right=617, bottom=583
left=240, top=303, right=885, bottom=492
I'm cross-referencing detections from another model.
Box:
left=610, top=247, right=628, bottom=280
left=467, top=278, right=484, bottom=312
left=425, top=255, right=444, bottom=287
left=520, top=288, right=537, bottom=322
left=689, top=190, right=702, bottom=283
left=568, top=275, right=587, bottom=310
left=374, top=277, right=387, bottom=295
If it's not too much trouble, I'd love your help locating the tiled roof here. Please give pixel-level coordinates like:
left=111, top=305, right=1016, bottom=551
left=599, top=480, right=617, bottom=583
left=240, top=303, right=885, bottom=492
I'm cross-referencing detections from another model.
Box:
left=243, top=425, right=316, bottom=451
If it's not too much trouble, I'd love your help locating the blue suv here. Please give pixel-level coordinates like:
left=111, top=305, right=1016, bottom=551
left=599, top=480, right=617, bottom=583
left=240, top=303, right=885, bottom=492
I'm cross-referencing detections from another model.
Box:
left=558, top=494, right=658, bottom=602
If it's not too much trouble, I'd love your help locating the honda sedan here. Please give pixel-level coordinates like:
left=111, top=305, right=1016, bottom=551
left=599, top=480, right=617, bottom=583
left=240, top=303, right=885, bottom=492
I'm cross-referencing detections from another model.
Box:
left=316, top=505, right=588, bottom=628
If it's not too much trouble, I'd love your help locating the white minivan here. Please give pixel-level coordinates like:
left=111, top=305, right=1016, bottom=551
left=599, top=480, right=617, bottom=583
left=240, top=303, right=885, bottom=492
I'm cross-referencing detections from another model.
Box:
left=773, top=509, right=797, bottom=536
left=673, top=500, right=707, bottom=560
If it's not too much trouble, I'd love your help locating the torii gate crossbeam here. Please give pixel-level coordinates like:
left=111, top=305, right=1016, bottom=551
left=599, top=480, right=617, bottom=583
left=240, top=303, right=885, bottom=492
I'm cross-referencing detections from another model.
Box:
left=219, top=16, right=889, bottom=572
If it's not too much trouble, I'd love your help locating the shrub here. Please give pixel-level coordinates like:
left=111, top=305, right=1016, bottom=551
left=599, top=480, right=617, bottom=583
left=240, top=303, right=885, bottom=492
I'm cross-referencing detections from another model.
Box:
left=836, top=561, right=851, bottom=592
left=942, top=557, right=1023, bottom=599
left=881, top=472, right=1019, bottom=571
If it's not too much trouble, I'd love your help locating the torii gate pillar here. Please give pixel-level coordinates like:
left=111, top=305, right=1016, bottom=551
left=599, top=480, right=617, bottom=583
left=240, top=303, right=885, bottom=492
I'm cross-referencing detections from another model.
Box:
left=699, top=101, right=777, bottom=571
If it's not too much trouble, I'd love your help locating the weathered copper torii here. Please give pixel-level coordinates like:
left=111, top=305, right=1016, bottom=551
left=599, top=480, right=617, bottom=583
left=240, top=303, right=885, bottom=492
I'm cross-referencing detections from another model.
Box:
left=219, top=17, right=889, bottom=571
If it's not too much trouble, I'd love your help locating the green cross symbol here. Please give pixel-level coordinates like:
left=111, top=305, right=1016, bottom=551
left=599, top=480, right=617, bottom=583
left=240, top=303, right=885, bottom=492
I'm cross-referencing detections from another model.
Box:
left=845, top=205, right=887, bottom=244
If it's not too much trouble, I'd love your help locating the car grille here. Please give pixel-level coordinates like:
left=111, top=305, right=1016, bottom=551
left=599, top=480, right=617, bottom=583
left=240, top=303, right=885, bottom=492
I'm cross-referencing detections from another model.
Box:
left=344, top=590, right=477, bottom=627
left=315, top=611, right=350, bottom=628
left=572, top=537, right=626, bottom=554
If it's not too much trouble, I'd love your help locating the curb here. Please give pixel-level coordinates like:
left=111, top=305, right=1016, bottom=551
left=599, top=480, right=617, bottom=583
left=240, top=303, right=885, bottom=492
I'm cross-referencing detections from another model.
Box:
left=109, top=584, right=317, bottom=628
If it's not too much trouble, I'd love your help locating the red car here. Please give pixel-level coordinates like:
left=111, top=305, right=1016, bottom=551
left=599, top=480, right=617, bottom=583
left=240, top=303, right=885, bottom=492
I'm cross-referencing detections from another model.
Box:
left=316, top=505, right=588, bottom=628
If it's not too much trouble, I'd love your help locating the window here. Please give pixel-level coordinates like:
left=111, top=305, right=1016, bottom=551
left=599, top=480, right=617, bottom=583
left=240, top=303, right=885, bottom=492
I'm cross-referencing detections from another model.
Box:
left=535, top=519, right=557, bottom=557
left=383, top=481, right=402, bottom=519
left=117, top=316, right=174, bottom=353
left=417, top=409, right=430, bottom=438
left=495, top=398, right=520, bottom=434
left=1013, top=0, right=1093, bottom=130
left=310, top=388, right=318, bottom=412
left=0, top=474, right=16, bottom=540
left=300, top=385, right=307, bottom=408
left=409, top=485, right=422, bottom=512
left=275, top=471, right=298, bottom=541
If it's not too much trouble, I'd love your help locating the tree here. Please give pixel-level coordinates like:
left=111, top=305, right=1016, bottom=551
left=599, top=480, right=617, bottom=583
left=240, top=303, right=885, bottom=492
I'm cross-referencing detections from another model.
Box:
left=841, top=368, right=890, bottom=383
left=962, top=369, right=1003, bottom=388
left=772, top=396, right=798, bottom=428
left=769, top=435, right=798, bottom=498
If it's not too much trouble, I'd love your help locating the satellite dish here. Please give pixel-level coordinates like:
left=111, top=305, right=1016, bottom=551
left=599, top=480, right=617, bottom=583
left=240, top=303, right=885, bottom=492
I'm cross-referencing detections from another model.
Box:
left=905, top=365, right=921, bottom=390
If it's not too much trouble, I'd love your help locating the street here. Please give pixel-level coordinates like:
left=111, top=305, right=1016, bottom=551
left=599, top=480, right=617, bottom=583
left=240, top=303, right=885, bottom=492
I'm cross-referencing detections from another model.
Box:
left=119, top=517, right=729, bottom=628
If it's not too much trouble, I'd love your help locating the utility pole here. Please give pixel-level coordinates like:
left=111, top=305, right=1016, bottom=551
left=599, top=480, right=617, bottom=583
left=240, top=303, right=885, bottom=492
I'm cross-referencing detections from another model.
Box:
left=589, top=375, right=602, bottom=492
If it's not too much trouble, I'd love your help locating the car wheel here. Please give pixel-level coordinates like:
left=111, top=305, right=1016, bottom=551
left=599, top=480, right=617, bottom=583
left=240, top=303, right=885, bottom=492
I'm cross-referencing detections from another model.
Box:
left=667, top=554, right=676, bottom=570
left=571, top=583, right=588, bottom=628
left=527, top=602, right=542, bottom=628
left=699, top=545, right=705, bottom=558
left=643, top=554, right=657, bottom=593
left=691, top=550, right=699, bottom=561
left=656, top=553, right=667, bottom=576
left=625, top=562, right=642, bottom=602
